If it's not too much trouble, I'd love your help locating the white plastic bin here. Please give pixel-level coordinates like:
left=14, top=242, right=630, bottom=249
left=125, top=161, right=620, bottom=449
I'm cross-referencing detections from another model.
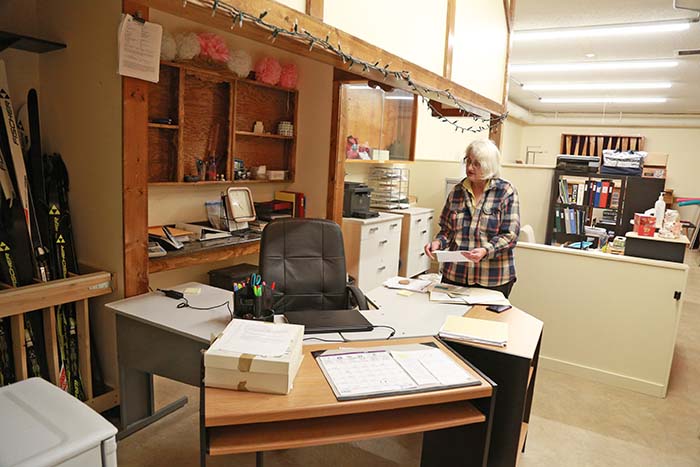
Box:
left=0, top=378, right=118, bottom=467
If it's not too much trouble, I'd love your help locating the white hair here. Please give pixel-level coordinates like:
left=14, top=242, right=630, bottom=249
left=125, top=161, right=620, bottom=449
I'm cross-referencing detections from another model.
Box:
left=465, top=140, right=501, bottom=180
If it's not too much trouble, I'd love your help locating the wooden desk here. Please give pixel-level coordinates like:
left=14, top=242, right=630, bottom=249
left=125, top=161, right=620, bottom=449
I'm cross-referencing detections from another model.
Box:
left=367, top=287, right=543, bottom=467
left=202, top=336, right=496, bottom=467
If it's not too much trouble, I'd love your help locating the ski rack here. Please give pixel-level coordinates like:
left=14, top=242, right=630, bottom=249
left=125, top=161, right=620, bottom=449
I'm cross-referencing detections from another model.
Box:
left=0, top=269, right=118, bottom=413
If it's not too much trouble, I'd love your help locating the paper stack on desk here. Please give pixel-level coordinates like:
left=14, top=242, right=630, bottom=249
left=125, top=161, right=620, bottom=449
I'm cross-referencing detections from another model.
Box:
left=383, top=276, right=432, bottom=292
left=439, top=315, right=508, bottom=347
left=204, top=319, right=304, bottom=395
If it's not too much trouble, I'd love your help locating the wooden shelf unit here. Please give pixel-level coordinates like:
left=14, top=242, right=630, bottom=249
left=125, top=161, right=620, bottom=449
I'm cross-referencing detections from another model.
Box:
left=0, top=271, right=119, bottom=413
left=147, top=61, right=298, bottom=185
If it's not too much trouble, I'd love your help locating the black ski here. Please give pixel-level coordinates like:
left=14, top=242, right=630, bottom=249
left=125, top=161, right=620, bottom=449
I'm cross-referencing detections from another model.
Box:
left=0, top=60, right=49, bottom=380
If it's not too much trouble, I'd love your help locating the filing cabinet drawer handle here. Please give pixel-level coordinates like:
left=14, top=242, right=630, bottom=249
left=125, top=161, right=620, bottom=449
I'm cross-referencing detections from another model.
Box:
left=378, top=266, right=387, bottom=271
left=421, top=230, right=427, bottom=235
left=369, top=227, right=379, bottom=233
left=390, top=223, right=399, bottom=229
left=420, top=252, right=426, bottom=257
left=415, top=218, right=423, bottom=223
left=428, top=216, right=433, bottom=221
left=379, top=240, right=389, bottom=245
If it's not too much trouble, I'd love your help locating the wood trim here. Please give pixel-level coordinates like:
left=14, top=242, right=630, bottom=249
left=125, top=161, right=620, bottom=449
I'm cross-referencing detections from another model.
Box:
left=0, top=272, right=113, bottom=319
left=489, top=120, right=503, bottom=148
left=84, top=388, right=121, bottom=414
left=11, top=314, right=27, bottom=380
left=123, top=1, right=150, bottom=297
left=42, top=307, right=59, bottom=384
left=500, top=0, right=515, bottom=108
left=443, top=0, right=456, bottom=80
left=305, top=0, right=323, bottom=20
left=409, top=94, right=418, bottom=162
left=326, top=79, right=343, bottom=223
left=133, top=0, right=505, bottom=116
left=148, top=241, right=260, bottom=273
left=209, top=400, right=484, bottom=455
left=75, top=298, right=93, bottom=399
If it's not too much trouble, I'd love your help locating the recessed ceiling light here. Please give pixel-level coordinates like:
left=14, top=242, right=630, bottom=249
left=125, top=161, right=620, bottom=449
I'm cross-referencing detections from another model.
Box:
left=514, top=20, right=691, bottom=41
left=540, top=97, right=667, bottom=104
left=523, top=82, right=673, bottom=91
left=585, top=53, right=596, bottom=58
left=384, top=95, right=414, bottom=100
left=511, top=60, right=679, bottom=73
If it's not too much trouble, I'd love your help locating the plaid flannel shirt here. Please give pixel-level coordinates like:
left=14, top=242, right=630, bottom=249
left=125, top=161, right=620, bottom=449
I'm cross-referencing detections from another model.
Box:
left=435, top=177, right=520, bottom=287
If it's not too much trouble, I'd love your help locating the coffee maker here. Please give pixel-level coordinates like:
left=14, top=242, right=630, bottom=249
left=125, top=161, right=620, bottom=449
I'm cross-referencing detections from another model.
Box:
left=343, top=182, right=379, bottom=219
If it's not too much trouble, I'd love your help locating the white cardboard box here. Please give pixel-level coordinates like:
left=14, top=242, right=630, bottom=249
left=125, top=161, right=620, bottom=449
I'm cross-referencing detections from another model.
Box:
left=204, top=319, right=304, bottom=395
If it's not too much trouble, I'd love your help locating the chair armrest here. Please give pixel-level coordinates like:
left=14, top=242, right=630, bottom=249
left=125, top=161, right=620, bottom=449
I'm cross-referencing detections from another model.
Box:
left=346, top=285, right=369, bottom=310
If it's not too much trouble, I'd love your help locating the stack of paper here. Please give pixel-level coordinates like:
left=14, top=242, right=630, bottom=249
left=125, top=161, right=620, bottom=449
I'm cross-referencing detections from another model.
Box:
left=204, top=320, right=304, bottom=395
left=439, top=315, right=508, bottom=347
left=429, top=291, right=469, bottom=305
left=383, top=276, right=432, bottom=293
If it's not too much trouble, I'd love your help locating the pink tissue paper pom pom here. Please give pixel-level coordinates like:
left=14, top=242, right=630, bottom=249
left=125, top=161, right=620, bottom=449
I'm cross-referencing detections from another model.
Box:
left=255, top=57, right=282, bottom=85
left=197, top=32, right=230, bottom=63
left=279, top=63, right=298, bottom=89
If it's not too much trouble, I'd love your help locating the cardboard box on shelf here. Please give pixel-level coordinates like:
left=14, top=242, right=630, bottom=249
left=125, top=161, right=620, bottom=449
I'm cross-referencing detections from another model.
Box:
left=634, top=213, right=656, bottom=237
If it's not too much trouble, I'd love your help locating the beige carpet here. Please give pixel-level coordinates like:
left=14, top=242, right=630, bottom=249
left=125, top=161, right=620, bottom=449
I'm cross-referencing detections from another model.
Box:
left=117, top=252, right=700, bottom=466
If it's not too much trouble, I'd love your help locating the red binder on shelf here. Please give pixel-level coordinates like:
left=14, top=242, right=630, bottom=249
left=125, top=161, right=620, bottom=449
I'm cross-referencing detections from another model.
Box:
left=275, top=191, right=306, bottom=218
left=599, top=181, right=610, bottom=208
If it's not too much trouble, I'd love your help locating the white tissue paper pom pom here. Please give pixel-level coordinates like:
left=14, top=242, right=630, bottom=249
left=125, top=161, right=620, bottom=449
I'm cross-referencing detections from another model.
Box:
left=160, top=32, right=177, bottom=61
left=176, top=32, right=200, bottom=61
left=227, top=49, right=252, bottom=78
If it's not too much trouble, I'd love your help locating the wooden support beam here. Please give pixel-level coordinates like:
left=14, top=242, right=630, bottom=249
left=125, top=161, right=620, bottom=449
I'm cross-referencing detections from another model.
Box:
left=305, top=0, right=323, bottom=20
left=75, top=298, right=93, bottom=399
left=501, top=0, right=516, bottom=108
left=43, top=306, right=59, bottom=384
left=123, top=1, right=150, bottom=298
left=11, top=314, right=27, bottom=381
left=443, top=0, right=456, bottom=80
left=326, top=78, right=343, bottom=223
left=133, top=0, right=505, bottom=116
left=503, top=0, right=511, bottom=32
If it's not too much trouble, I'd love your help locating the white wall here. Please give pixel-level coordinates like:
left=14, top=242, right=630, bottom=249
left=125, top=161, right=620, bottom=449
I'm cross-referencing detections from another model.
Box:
left=323, top=0, right=448, bottom=76
left=505, top=124, right=700, bottom=198
left=37, top=0, right=124, bottom=387
left=501, top=118, right=524, bottom=162
left=451, top=0, right=507, bottom=104
left=501, top=164, right=554, bottom=244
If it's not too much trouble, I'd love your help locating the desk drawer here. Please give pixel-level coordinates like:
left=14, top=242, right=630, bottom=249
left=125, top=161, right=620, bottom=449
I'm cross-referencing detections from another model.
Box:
left=358, top=254, right=398, bottom=290
left=360, top=218, right=401, bottom=241
left=409, top=213, right=433, bottom=251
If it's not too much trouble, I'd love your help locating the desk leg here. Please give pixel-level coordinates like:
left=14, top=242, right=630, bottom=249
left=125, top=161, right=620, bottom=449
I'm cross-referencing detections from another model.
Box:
left=256, top=452, right=264, bottom=467
left=421, top=423, right=488, bottom=467
left=117, top=365, right=188, bottom=439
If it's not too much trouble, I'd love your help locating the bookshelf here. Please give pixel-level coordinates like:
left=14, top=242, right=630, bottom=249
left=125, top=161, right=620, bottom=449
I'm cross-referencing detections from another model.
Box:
left=545, top=170, right=665, bottom=246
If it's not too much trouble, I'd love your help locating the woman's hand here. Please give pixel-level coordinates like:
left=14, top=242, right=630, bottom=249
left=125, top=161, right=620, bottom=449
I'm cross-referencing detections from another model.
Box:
left=424, top=240, right=441, bottom=260
left=462, top=247, right=487, bottom=263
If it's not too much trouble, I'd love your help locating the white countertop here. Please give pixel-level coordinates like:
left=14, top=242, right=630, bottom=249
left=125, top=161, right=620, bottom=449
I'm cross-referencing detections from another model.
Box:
left=625, top=232, right=690, bottom=244
left=379, top=206, right=434, bottom=216
left=342, top=212, right=403, bottom=225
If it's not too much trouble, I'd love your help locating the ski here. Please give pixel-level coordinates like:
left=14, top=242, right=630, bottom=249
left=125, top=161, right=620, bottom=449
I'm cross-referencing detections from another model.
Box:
left=0, top=60, right=49, bottom=380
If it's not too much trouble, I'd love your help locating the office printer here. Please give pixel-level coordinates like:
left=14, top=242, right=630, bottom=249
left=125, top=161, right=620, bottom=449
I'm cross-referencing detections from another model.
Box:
left=343, top=182, right=379, bottom=219
left=556, top=155, right=600, bottom=173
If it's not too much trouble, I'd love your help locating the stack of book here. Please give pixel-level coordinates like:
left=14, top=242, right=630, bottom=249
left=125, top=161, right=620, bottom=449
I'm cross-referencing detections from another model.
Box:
left=558, top=178, right=616, bottom=208
left=204, top=320, right=304, bottom=395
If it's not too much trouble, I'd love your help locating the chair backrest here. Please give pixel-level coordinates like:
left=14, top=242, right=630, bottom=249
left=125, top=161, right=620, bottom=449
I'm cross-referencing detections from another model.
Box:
left=520, top=224, right=535, bottom=243
left=259, top=218, right=348, bottom=312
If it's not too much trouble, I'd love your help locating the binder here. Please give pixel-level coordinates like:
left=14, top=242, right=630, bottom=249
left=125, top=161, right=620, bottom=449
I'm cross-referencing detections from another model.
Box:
left=554, top=207, right=561, bottom=232
left=599, top=181, right=610, bottom=208
left=594, top=182, right=602, bottom=207
left=275, top=191, right=306, bottom=218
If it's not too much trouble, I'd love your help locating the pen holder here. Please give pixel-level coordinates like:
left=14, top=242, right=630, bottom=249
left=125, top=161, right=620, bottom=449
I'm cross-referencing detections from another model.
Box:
left=233, top=284, right=274, bottom=322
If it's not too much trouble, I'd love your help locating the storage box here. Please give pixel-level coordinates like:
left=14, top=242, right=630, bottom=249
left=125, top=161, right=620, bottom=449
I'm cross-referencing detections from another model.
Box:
left=644, top=152, right=669, bottom=167
left=642, top=166, right=666, bottom=178
left=634, top=213, right=656, bottom=237
left=204, top=319, right=304, bottom=395
left=208, top=263, right=258, bottom=291
left=267, top=170, right=287, bottom=181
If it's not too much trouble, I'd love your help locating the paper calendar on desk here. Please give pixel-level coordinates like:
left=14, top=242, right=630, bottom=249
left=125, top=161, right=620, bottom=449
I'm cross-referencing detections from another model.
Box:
left=315, top=343, right=480, bottom=401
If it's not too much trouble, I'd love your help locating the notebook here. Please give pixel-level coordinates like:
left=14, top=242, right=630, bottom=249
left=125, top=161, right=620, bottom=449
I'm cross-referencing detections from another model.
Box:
left=284, top=309, right=373, bottom=334
left=439, top=315, right=509, bottom=347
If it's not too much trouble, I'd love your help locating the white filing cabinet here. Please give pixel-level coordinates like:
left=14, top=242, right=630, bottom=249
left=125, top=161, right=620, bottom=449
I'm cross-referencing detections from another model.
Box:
left=380, top=207, right=435, bottom=278
left=0, top=377, right=118, bottom=467
left=342, top=213, right=403, bottom=291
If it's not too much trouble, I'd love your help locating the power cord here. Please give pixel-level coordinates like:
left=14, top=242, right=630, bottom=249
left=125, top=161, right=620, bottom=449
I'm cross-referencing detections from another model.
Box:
left=158, top=289, right=233, bottom=319
left=303, top=324, right=396, bottom=344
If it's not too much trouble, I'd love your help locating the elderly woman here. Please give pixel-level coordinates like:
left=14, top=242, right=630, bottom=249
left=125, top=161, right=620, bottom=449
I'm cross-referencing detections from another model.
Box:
left=424, top=140, right=520, bottom=298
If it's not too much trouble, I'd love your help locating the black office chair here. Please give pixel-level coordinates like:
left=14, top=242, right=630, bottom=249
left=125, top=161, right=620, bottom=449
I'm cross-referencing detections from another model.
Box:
left=259, top=218, right=368, bottom=313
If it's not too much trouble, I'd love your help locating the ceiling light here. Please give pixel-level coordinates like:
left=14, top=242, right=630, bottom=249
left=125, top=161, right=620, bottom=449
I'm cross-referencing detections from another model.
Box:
left=540, top=97, right=667, bottom=104
left=384, top=95, right=414, bottom=100
left=523, top=82, right=673, bottom=91
left=511, top=60, right=679, bottom=73
left=514, top=20, right=691, bottom=41
left=585, top=53, right=596, bottom=58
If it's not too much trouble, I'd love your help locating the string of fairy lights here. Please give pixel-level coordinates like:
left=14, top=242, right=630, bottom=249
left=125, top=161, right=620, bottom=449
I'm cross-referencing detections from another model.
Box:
left=183, top=0, right=508, bottom=133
